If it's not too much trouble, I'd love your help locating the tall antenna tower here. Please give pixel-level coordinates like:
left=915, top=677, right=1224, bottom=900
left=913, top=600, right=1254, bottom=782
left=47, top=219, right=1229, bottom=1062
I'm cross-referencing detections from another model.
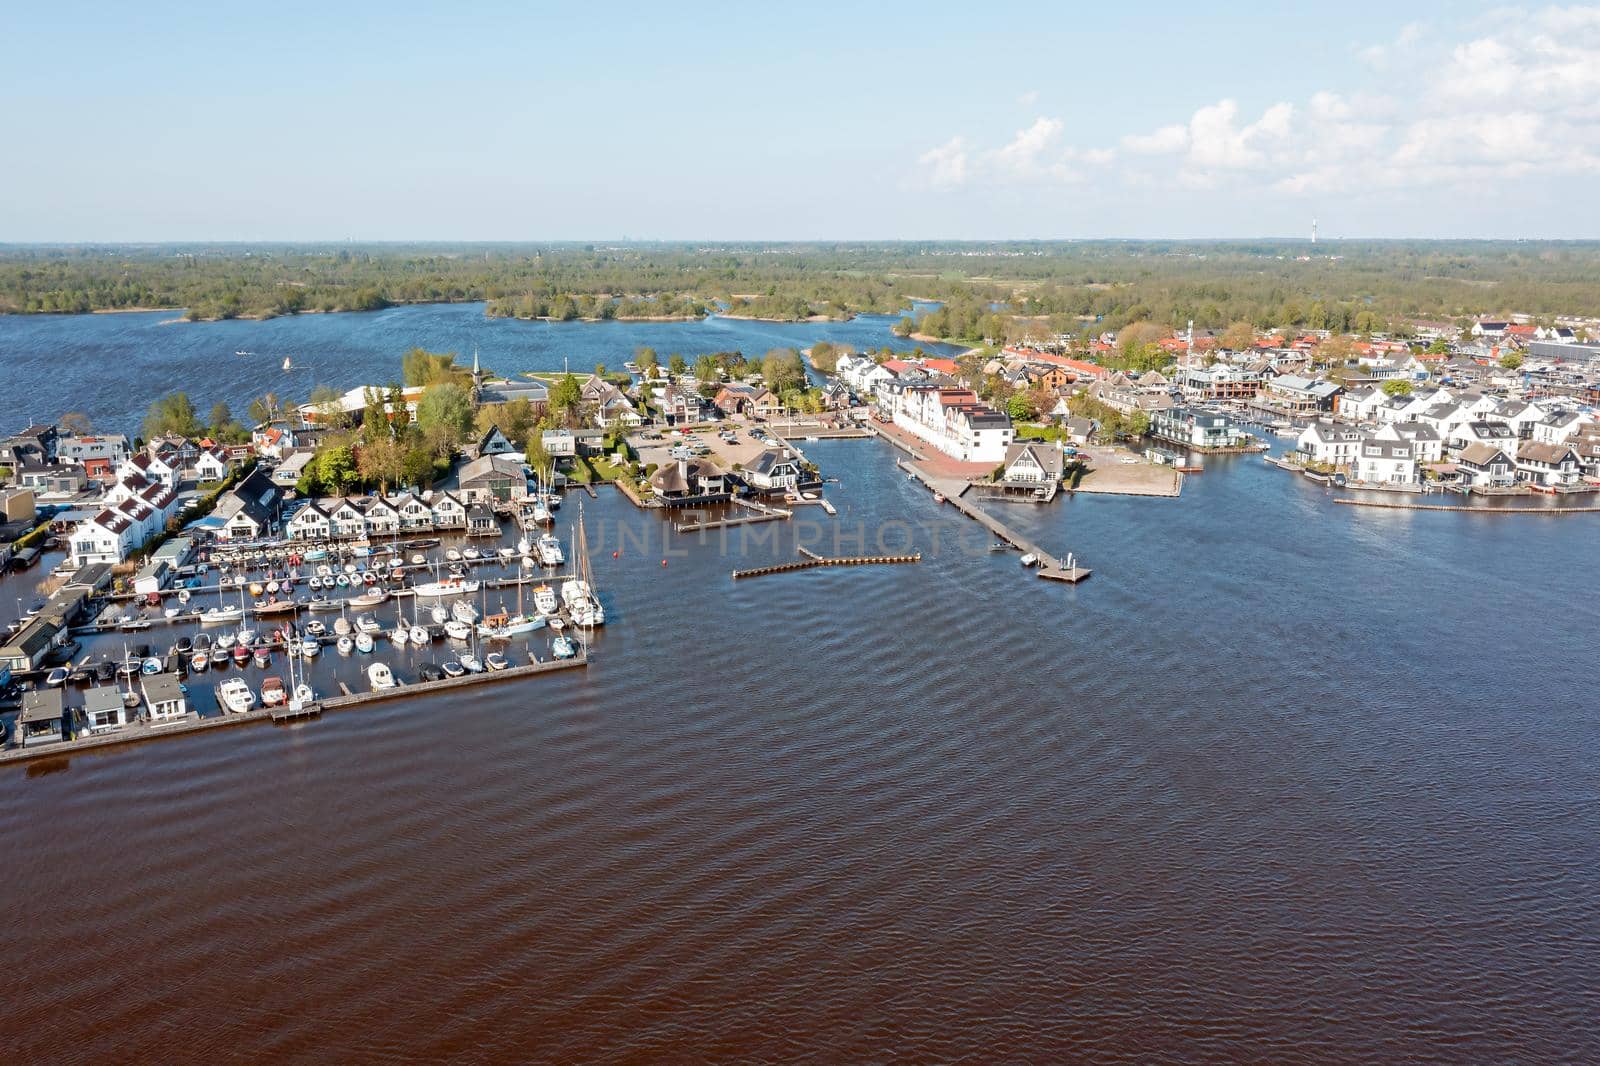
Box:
left=1311, top=218, right=1319, bottom=244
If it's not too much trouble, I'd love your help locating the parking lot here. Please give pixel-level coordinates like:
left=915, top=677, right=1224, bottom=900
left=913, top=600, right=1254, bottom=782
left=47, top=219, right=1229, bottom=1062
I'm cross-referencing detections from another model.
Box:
left=628, top=423, right=786, bottom=471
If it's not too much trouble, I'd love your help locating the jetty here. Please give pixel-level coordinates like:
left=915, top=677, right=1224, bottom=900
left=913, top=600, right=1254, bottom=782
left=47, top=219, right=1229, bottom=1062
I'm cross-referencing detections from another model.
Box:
left=898, top=460, right=1091, bottom=583
left=674, top=499, right=793, bottom=534
left=732, top=546, right=921, bottom=580
left=0, top=654, right=588, bottom=769
left=1332, top=499, right=1600, bottom=515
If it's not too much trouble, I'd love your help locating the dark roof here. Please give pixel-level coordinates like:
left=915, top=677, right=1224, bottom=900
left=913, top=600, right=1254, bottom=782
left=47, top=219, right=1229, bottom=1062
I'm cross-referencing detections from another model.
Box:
left=20, top=688, right=65, bottom=722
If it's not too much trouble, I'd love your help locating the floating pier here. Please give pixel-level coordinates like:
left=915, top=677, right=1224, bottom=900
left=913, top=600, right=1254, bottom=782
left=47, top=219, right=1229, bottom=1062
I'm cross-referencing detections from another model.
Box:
left=674, top=499, right=793, bottom=534
left=732, top=546, right=921, bottom=580
left=0, top=655, right=588, bottom=768
left=897, top=460, right=1091, bottom=583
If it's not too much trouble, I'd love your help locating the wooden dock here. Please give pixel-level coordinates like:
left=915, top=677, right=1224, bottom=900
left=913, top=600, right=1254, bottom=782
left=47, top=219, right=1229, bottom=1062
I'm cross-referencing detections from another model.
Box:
left=898, top=460, right=1091, bottom=583
left=0, top=655, right=588, bottom=769
left=732, top=546, right=921, bottom=580
left=674, top=499, right=793, bottom=534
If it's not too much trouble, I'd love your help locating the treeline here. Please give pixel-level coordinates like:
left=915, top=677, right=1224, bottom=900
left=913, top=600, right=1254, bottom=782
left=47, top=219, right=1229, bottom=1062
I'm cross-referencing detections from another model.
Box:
left=10, top=241, right=1600, bottom=334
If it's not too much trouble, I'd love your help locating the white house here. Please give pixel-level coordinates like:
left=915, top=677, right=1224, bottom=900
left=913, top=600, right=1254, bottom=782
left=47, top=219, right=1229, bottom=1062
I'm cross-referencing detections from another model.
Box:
left=890, top=385, right=1014, bottom=464
left=1515, top=441, right=1582, bottom=487
left=1450, top=420, right=1518, bottom=457
left=391, top=492, right=434, bottom=530
left=194, top=446, right=230, bottom=482
left=69, top=509, right=139, bottom=566
left=1532, top=410, right=1590, bottom=445
left=741, top=448, right=805, bottom=491
left=430, top=491, right=467, bottom=529
left=326, top=499, right=368, bottom=539
left=1001, top=443, right=1066, bottom=484
left=1352, top=438, right=1417, bottom=485
left=1296, top=420, right=1367, bottom=466
left=1373, top=422, right=1444, bottom=464
left=364, top=498, right=400, bottom=535
left=285, top=501, right=332, bottom=540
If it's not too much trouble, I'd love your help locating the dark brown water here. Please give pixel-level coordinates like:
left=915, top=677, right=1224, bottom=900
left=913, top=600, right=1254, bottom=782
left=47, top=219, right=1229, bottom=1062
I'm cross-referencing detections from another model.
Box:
left=6, top=443, right=1600, bottom=1063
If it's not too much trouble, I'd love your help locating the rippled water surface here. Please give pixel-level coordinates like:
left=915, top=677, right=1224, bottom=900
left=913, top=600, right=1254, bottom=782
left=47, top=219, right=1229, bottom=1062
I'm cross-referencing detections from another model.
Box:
left=2, top=314, right=1599, bottom=1062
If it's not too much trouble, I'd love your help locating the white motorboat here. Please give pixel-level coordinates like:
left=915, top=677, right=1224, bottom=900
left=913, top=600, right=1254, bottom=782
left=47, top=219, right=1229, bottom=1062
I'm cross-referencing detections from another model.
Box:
left=517, top=536, right=533, bottom=556
left=430, top=605, right=449, bottom=625
left=367, top=663, right=396, bottom=690
left=531, top=502, right=552, bottom=525
left=412, top=577, right=480, bottom=598
left=1019, top=553, right=1038, bottom=567
left=409, top=623, right=430, bottom=645
left=498, top=546, right=516, bottom=560
left=462, top=547, right=480, bottom=561
left=218, top=678, right=256, bottom=714
left=201, top=606, right=244, bottom=626
left=460, top=653, right=484, bottom=673
left=301, top=638, right=321, bottom=658
left=391, top=626, right=409, bottom=646
left=355, top=615, right=382, bottom=635
left=355, top=632, right=375, bottom=653
left=451, top=600, right=479, bottom=624
left=551, top=635, right=577, bottom=659
left=333, top=617, right=352, bottom=636
left=444, top=620, right=474, bottom=641
left=445, top=548, right=462, bottom=562
left=336, top=635, right=354, bottom=655
left=536, top=534, right=564, bottom=567
left=533, top=584, right=559, bottom=615
left=349, top=589, right=388, bottom=608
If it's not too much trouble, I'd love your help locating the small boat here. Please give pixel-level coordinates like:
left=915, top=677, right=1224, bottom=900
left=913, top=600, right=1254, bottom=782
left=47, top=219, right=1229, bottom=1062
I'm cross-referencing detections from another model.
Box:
left=498, top=546, right=516, bottom=560
left=177, top=588, right=191, bottom=604
left=249, top=582, right=264, bottom=597
left=444, top=620, right=474, bottom=641
left=44, top=667, right=68, bottom=687
left=355, top=615, right=382, bottom=635
left=462, top=547, right=481, bottom=561
left=536, top=535, right=564, bottom=567
left=308, top=577, right=324, bottom=591
left=336, top=635, right=354, bottom=655
left=261, top=677, right=287, bottom=707
left=551, top=635, right=577, bottom=659
left=430, top=605, right=449, bottom=625
left=335, top=574, right=350, bottom=587
left=409, top=553, right=426, bottom=566
left=218, top=678, right=256, bottom=714
left=355, top=632, right=375, bottom=653
left=308, top=596, right=340, bottom=612
left=142, top=657, right=163, bottom=675
left=253, top=646, right=272, bottom=668
left=266, top=580, right=280, bottom=594
left=933, top=492, right=946, bottom=504
left=201, top=606, right=244, bottom=626
left=362, top=571, right=378, bottom=585
left=1019, top=553, right=1038, bottom=567
left=517, top=536, right=533, bottom=556
left=442, top=660, right=465, bottom=679
left=190, top=652, right=209, bottom=673
left=461, top=654, right=484, bottom=674
left=209, top=647, right=229, bottom=667
left=391, top=626, right=409, bottom=646
left=349, top=589, right=389, bottom=608
left=547, top=616, right=566, bottom=632
left=304, top=620, right=327, bottom=638
left=533, top=585, right=558, bottom=615
left=451, top=600, right=479, bottom=624
left=333, top=617, right=352, bottom=637
left=988, top=542, right=1010, bottom=552
left=292, top=684, right=313, bottom=707
left=301, top=638, right=321, bottom=658
left=367, top=663, right=396, bottom=690
left=485, top=652, right=509, bottom=672
left=445, top=548, right=462, bottom=562
left=531, top=502, right=552, bottom=525
left=409, top=624, right=430, bottom=645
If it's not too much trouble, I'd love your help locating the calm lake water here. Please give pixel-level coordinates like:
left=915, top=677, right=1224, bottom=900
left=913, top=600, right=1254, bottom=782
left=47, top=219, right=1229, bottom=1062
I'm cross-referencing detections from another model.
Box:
left=2, top=311, right=1599, bottom=1062
left=0, top=303, right=957, bottom=435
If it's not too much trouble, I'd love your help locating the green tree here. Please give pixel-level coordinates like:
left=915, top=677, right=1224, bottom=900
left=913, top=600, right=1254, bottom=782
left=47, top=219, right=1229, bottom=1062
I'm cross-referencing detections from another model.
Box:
left=762, top=348, right=806, bottom=393
left=1006, top=393, right=1038, bottom=421
left=1381, top=378, right=1414, bottom=396
left=549, top=373, right=582, bottom=418
left=144, top=392, right=201, bottom=438
left=402, top=348, right=459, bottom=387
left=1498, top=352, right=1524, bottom=370
left=694, top=354, right=721, bottom=383
left=635, top=348, right=659, bottom=378
left=668, top=353, right=688, bottom=377
left=1219, top=320, right=1256, bottom=351
left=414, top=382, right=474, bottom=445
left=357, top=436, right=405, bottom=493
left=1427, top=336, right=1451, bottom=354
left=310, top=444, right=359, bottom=495
left=387, top=382, right=411, bottom=433
left=893, top=316, right=915, bottom=337
left=247, top=392, right=280, bottom=426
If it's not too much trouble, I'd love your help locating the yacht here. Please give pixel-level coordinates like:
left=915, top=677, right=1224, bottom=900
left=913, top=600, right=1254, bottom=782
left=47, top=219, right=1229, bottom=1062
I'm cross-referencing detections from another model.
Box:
left=450, top=600, right=479, bottom=624
left=536, top=534, right=564, bottom=567
left=355, top=615, right=382, bottom=635
left=301, top=637, right=321, bottom=658
left=218, top=678, right=257, bottom=714
left=411, top=576, right=480, bottom=598
left=201, top=606, right=244, bottom=626
left=481, top=614, right=543, bottom=639
left=261, top=677, right=287, bottom=707
left=444, top=620, right=474, bottom=641
left=551, top=635, right=577, bottom=659
left=533, top=584, right=559, bottom=616
left=408, top=622, right=430, bottom=645
left=355, top=631, right=375, bottom=654
left=367, top=663, right=396, bottom=690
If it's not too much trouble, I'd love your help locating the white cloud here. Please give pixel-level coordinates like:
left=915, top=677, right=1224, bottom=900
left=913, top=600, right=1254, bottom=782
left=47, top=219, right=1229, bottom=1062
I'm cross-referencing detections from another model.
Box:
left=1017, top=89, right=1039, bottom=106
left=914, top=7, right=1600, bottom=205
left=917, top=136, right=969, bottom=189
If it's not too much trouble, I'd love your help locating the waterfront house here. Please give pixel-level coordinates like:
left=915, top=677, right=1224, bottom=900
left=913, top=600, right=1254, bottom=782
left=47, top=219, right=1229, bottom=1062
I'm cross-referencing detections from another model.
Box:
left=56, top=433, right=131, bottom=478
left=326, top=499, right=368, bottom=539
left=1353, top=438, right=1418, bottom=485
left=1, top=424, right=60, bottom=469
left=1151, top=407, right=1249, bottom=450
left=429, top=491, right=467, bottom=529
left=659, top=383, right=710, bottom=425
left=1456, top=443, right=1516, bottom=488
left=1179, top=363, right=1263, bottom=401
left=648, top=458, right=728, bottom=502
left=0, top=618, right=59, bottom=672
left=1336, top=386, right=1386, bottom=422
left=69, top=508, right=137, bottom=566
left=1001, top=442, right=1065, bottom=484
left=1532, top=410, right=1589, bottom=445
left=1296, top=420, right=1367, bottom=467
left=741, top=448, right=805, bottom=492
left=713, top=383, right=782, bottom=418
left=391, top=492, right=433, bottom=530
left=1492, top=400, right=1549, bottom=439
left=271, top=450, right=314, bottom=487
left=1061, top=416, right=1098, bottom=444
left=890, top=384, right=1014, bottom=464
left=284, top=501, right=332, bottom=540
left=458, top=455, right=528, bottom=505
left=475, top=378, right=549, bottom=407
left=81, top=686, right=130, bottom=734
left=1265, top=375, right=1342, bottom=414
left=120, top=449, right=179, bottom=491
left=1514, top=441, right=1582, bottom=487
left=141, top=673, right=189, bottom=725
left=465, top=503, right=497, bottom=536
left=17, top=689, right=69, bottom=748
left=18, top=462, right=88, bottom=496
left=363, top=497, right=401, bottom=535
left=213, top=469, right=283, bottom=541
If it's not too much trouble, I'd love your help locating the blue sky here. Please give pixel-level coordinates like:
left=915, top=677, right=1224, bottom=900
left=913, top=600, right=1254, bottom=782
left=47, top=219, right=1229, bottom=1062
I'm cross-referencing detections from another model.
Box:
left=5, top=1, right=1596, bottom=240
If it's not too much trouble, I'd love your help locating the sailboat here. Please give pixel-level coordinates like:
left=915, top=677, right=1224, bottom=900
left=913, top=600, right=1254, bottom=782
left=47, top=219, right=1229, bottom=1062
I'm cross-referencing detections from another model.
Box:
left=282, top=356, right=294, bottom=372
left=565, top=504, right=605, bottom=627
